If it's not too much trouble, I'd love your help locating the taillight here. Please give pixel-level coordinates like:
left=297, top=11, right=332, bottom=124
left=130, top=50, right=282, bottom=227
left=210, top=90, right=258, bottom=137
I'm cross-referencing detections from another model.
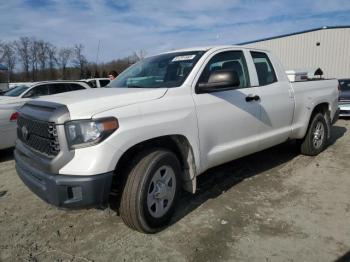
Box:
left=10, top=112, right=19, bottom=122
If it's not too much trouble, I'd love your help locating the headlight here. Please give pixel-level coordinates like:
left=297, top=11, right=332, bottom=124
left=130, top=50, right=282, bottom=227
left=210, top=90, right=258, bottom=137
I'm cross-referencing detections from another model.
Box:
left=65, top=117, right=119, bottom=149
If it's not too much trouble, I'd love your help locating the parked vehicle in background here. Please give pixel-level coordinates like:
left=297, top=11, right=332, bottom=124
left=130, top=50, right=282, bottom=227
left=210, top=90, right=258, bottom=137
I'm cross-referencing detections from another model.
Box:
left=9, top=82, right=33, bottom=89
left=0, top=82, right=9, bottom=93
left=0, top=89, right=8, bottom=95
left=82, top=78, right=111, bottom=88
left=338, top=79, right=350, bottom=117
left=1, top=83, right=32, bottom=96
left=0, top=81, right=91, bottom=150
left=14, top=45, right=339, bottom=233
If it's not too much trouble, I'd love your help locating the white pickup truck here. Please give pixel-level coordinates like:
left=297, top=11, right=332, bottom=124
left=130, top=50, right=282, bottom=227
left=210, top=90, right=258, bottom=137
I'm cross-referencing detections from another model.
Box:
left=15, top=45, right=339, bottom=233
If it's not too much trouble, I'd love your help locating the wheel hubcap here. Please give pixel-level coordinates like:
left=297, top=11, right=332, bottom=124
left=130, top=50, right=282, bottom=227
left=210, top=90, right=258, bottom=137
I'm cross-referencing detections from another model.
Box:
left=313, top=121, right=325, bottom=149
left=147, top=166, right=176, bottom=218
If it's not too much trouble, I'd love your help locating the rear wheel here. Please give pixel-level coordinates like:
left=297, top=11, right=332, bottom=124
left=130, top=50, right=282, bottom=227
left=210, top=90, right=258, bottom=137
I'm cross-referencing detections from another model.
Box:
left=299, top=113, right=329, bottom=156
left=120, top=149, right=181, bottom=233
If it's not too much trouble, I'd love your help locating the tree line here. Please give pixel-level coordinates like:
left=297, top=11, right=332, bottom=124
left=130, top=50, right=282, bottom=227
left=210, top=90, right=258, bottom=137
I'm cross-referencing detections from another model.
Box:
left=0, top=37, right=147, bottom=83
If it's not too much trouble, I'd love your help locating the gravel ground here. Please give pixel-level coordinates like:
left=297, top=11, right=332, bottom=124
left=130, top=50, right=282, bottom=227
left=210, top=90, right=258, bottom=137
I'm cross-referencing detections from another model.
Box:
left=0, top=120, right=349, bottom=262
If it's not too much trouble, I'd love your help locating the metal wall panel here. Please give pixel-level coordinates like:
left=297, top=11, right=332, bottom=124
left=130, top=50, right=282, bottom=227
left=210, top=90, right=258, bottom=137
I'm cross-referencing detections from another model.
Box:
left=244, top=28, right=350, bottom=79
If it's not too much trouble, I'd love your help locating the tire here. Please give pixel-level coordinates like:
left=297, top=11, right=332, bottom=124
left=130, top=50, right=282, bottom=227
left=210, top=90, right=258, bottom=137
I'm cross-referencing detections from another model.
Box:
left=120, top=149, right=181, bottom=233
left=299, top=113, right=329, bottom=156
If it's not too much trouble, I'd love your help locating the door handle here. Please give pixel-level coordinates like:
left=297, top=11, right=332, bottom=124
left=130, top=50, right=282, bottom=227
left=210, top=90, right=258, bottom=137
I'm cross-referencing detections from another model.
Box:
left=245, top=94, right=260, bottom=102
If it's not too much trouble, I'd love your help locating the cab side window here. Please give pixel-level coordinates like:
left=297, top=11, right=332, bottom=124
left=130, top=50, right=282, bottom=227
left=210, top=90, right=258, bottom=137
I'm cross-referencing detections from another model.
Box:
left=198, top=51, right=250, bottom=88
left=49, top=84, right=70, bottom=95
left=23, top=85, right=49, bottom=98
left=251, top=52, right=277, bottom=86
left=69, top=83, right=85, bottom=91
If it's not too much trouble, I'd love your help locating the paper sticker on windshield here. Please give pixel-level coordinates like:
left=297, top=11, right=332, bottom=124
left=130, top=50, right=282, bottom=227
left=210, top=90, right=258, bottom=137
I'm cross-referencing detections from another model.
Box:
left=172, top=55, right=196, bottom=62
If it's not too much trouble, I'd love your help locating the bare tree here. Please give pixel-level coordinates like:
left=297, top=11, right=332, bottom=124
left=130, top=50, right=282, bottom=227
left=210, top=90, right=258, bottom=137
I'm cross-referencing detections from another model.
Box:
left=37, top=40, right=49, bottom=70
left=0, top=40, right=3, bottom=59
left=57, top=47, right=72, bottom=79
left=73, top=44, right=87, bottom=79
left=47, top=43, right=57, bottom=79
left=2, top=36, right=142, bottom=82
left=127, top=49, right=148, bottom=65
left=15, top=37, right=31, bottom=80
left=133, top=49, right=148, bottom=61
left=29, top=38, right=40, bottom=81
left=0, top=42, right=16, bottom=81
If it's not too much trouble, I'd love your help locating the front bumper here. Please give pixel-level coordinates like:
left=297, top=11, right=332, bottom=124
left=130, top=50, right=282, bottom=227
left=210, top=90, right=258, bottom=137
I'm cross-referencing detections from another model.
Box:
left=15, top=149, right=113, bottom=209
left=339, top=103, right=350, bottom=117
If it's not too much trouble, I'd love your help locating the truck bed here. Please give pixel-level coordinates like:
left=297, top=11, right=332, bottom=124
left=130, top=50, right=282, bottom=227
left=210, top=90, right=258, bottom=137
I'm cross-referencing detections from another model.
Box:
left=290, top=79, right=339, bottom=139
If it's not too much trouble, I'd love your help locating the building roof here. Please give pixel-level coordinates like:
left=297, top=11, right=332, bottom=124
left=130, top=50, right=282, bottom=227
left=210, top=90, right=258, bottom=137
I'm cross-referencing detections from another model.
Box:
left=0, top=64, right=8, bottom=70
left=238, top=25, right=350, bottom=45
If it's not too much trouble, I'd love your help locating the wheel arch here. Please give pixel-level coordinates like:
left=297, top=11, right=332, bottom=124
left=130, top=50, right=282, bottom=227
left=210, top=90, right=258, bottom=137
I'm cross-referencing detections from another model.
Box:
left=308, top=102, right=331, bottom=139
left=113, top=135, right=198, bottom=194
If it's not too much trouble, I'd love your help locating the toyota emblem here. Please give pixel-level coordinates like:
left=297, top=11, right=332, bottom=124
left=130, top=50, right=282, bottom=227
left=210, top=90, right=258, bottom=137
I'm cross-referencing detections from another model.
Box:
left=21, top=126, right=29, bottom=140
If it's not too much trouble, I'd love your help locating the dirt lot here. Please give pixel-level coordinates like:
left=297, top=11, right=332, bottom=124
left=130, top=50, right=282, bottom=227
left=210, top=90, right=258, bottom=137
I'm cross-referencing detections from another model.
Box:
left=0, top=120, right=349, bottom=262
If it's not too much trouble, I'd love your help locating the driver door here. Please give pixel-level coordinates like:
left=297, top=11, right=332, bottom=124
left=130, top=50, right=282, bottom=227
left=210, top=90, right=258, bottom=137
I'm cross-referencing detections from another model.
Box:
left=192, top=50, right=262, bottom=171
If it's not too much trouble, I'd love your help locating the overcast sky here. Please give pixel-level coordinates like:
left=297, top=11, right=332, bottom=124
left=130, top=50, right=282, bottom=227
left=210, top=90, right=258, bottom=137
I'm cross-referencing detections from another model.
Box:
left=1, top=0, right=349, bottom=62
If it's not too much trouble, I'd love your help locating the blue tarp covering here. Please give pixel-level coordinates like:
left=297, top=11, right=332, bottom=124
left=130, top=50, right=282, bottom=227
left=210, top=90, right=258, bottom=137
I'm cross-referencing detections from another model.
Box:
left=0, top=64, right=8, bottom=70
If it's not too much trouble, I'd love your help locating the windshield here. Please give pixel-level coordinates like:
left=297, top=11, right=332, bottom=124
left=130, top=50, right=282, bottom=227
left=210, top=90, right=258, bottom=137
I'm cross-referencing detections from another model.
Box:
left=4, top=85, right=30, bottom=97
left=109, top=51, right=205, bottom=88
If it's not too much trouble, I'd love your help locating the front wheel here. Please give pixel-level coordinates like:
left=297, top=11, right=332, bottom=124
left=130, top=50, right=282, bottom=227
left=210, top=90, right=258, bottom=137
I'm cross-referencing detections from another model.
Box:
left=299, top=113, right=329, bottom=156
left=120, top=149, right=181, bottom=233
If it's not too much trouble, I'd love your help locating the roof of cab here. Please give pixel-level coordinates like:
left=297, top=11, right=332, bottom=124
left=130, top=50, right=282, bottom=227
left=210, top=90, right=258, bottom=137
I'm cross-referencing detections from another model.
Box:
left=158, top=45, right=268, bottom=55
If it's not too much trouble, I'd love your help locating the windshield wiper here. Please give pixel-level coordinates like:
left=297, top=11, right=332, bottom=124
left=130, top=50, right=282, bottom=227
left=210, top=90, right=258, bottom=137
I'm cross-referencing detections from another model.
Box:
left=127, top=85, right=146, bottom=88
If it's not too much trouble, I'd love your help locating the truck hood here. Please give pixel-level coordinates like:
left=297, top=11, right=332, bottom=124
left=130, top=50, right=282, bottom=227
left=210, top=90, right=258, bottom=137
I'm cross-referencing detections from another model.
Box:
left=37, top=88, right=168, bottom=119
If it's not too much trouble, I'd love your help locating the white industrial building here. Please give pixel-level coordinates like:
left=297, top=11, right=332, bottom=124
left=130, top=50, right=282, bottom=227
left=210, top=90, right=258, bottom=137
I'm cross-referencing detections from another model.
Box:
left=241, top=26, right=350, bottom=79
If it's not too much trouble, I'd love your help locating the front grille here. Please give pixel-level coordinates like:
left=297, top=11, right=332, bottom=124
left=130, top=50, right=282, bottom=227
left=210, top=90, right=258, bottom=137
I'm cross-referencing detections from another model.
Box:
left=17, top=114, right=60, bottom=157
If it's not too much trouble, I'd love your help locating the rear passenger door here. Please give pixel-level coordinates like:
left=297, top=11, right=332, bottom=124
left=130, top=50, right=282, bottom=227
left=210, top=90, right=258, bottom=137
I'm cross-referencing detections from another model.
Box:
left=249, top=51, right=294, bottom=150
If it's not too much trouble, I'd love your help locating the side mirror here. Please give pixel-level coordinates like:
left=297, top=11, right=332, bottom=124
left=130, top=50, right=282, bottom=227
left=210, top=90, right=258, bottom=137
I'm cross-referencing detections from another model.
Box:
left=22, top=90, right=35, bottom=98
left=196, top=70, right=240, bottom=94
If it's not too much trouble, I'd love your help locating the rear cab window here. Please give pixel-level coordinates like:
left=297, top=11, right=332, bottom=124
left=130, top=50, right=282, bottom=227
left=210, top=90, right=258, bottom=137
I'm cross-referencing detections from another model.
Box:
left=251, top=51, right=277, bottom=86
